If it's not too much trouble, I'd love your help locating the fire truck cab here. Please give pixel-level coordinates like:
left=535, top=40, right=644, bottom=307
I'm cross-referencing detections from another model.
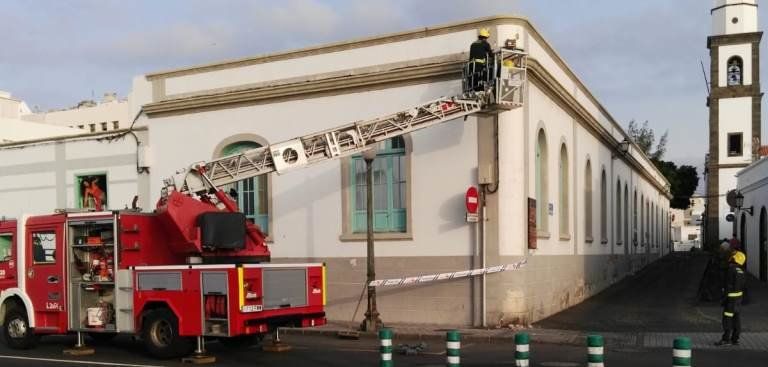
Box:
left=0, top=212, right=325, bottom=358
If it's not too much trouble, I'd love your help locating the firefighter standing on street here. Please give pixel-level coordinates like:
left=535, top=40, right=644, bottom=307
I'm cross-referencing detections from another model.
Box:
left=715, top=249, right=746, bottom=346
left=468, top=28, right=494, bottom=91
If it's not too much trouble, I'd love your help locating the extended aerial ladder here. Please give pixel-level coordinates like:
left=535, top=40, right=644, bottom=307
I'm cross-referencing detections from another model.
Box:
left=167, top=47, right=527, bottom=197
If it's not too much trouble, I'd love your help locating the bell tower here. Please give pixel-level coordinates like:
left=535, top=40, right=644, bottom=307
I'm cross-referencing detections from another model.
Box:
left=706, top=0, right=762, bottom=247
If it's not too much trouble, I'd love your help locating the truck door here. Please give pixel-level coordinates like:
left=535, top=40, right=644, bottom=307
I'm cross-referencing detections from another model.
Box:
left=25, top=221, right=67, bottom=333
left=0, top=223, right=17, bottom=291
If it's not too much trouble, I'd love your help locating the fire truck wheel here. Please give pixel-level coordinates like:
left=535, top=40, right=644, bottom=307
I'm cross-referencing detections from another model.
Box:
left=141, top=308, right=193, bottom=359
left=2, top=308, right=38, bottom=350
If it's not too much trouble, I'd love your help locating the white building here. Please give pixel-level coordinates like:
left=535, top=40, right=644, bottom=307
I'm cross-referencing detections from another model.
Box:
left=21, top=92, right=131, bottom=133
left=1, top=16, right=672, bottom=326
left=704, top=0, right=763, bottom=247
left=671, top=196, right=705, bottom=251
left=0, top=91, right=80, bottom=143
left=734, top=157, right=768, bottom=281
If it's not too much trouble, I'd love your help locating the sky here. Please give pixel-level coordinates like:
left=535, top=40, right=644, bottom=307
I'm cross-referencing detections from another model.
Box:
left=1, top=0, right=765, bottom=174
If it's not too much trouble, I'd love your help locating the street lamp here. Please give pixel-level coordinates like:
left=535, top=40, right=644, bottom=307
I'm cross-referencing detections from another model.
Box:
left=735, top=191, right=753, bottom=216
left=360, top=147, right=382, bottom=331
left=618, top=139, right=631, bottom=155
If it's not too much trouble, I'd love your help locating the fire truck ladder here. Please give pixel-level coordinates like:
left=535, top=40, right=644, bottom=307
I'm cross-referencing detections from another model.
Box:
left=168, top=48, right=527, bottom=194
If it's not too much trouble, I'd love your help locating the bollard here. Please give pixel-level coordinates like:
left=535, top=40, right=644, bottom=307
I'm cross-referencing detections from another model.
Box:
left=673, top=337, right=692, bottom=367
left=446, top=330, right=460, bottom=367
left=514, top=332, right=530, bottom=367
left=587, top=335, right=604, bottom=367
left=379, top=328, right=393, bottom=367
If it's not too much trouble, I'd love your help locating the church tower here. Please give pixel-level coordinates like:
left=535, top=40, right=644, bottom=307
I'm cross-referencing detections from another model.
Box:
left=706, top=0, right=762, bottom=247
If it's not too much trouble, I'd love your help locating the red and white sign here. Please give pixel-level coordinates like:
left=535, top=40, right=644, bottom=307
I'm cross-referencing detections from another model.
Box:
left=466, top=187, right=479, bottom=214
left=466, top=186, right=479, bottom=223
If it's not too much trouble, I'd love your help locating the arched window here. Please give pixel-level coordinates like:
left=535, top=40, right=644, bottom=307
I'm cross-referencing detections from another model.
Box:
left=640, top=194, right=644, bottom=247
left=535, top=129, right=549, bottom=232
left=727, top=56, right=743, bottom=86
left=633, top=190, right=638, bottom=247
left=759, top=207, right=767, bottom=281
left=616, top=179, right=622, bottom=245
left=600, top=169, right=607, bottom=243
left=645, top=199, right=650, bottom=246
left=220, top=141, right=270, bottom=234
left=559, top=144, right=569, bottom=237
left=585, top=160, right=593, bottom=241
left=350, top=136, right=408, bottom=233
left=624, top=184, right=629, bottom=249
left=651, top=203, right=655, bottom=248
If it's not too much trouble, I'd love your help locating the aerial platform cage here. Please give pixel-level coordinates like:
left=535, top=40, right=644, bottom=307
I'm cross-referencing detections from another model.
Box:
left=462, top=46, right=528, bottom=110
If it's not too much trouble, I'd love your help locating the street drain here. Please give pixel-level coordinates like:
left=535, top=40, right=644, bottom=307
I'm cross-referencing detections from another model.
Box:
left=539, top=362, right=580, bottom=367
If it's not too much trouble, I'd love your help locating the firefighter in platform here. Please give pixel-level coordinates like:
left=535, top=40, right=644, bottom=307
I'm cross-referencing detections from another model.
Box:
left=715, top=250, right=746, bottom=346
left=467, top=28, right=494, bottom=91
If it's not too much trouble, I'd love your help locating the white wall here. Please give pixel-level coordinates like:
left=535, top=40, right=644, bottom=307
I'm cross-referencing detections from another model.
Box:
left=718, top=97, right=754, bottom=165
left=0, top=137, right=140, bottom=219
left=712, top=1, right=758, bottom=36
left=736, top=157, right=768, bottom=277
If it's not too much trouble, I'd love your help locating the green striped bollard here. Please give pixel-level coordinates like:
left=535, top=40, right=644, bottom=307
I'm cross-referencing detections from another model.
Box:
left=379, top=328, right=393, bottom=367
left=587, top=335, right=604, bottom=367
left=446, top=330, right=460, bottom=367
left=514, top=332, right=530, bottom=367
left=673, top=337, right=692, bottom=367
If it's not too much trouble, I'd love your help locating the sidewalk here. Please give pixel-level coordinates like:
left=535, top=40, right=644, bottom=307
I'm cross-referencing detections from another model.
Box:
left=282, top=321, right=768, bottom=351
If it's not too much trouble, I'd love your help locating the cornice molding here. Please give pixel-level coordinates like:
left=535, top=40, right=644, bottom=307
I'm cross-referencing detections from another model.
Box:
left=708, top=31, right=763, bottom=48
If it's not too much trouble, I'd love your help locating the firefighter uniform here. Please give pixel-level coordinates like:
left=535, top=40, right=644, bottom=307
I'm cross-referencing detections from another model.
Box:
left=467, top=28, right=494, bottom=91
left=717, top=251, right=746, bottom=346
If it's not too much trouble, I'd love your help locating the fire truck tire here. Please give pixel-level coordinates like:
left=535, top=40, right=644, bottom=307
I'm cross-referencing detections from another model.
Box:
left=141, top=308, right=193, bottom=359
left=2, top=308, right=38, bottom=350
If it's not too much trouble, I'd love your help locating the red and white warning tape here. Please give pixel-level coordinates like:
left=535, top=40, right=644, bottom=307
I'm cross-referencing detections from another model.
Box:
left=368, top=258, right=529, bottom=287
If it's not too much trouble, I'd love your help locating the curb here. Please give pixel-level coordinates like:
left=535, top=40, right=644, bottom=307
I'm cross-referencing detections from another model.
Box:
left=280, top=327, right=636, bottom=348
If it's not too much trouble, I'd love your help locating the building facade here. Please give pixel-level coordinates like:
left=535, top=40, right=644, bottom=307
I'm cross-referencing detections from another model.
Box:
left=705, top=0, right=763, bottom=247
left=735, top=158, right=768, bottom=281
left=1, top=16, right=671, bottom=326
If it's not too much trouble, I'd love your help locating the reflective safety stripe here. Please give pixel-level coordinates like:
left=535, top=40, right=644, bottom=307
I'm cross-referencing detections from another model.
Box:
left=728, top=291, right=743, bottom=297
left=381, top=353, right=392, bottom=361
left=446, top=341, right=461, bottom=349
left=447, top=356, right=460, bottom=364
left=588, top=347, right=604, bottom=354
left=380, top=339, right=392, bottom=347
left=724, top=311, right=734, bottom=317
left=472, top=59, right=487, bottom=64
left=515, top=344, right=529, bottom=352
left=673, top=349, right=692, bottom=358
left=516, top=360, right=529, bottom=367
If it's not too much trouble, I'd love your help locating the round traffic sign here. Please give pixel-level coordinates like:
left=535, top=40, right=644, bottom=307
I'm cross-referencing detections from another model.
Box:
left=466, top=187, right=479, bottom=214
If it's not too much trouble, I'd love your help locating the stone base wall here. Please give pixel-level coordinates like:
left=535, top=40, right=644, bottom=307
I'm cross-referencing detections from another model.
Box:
left=275, top=252, right=660, bottom=326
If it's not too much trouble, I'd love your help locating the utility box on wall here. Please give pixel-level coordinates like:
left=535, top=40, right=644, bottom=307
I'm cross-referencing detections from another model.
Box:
left=477, top=115, right=497, bottom=184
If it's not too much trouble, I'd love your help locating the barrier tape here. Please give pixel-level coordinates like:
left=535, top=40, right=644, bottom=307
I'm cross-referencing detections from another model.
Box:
left=368, top=258, right=528, bottom=287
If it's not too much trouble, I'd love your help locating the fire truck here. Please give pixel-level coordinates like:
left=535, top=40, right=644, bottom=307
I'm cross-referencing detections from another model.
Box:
left=0, top=46, right=526, bottom=359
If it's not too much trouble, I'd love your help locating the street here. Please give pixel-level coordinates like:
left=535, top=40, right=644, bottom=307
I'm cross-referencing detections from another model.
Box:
left=1, top=333, right=767, bottom=367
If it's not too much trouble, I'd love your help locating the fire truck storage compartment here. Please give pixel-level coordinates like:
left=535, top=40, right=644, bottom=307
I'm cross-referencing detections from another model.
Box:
left=202, top=272, right=229, bottom=336
left=67, top=217, right=118, bottom=331
left=263, top=268, right=307, bottom=309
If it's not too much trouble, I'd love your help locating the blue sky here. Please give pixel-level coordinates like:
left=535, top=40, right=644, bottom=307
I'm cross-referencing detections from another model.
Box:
left=1, top=0, right=765, bottom=171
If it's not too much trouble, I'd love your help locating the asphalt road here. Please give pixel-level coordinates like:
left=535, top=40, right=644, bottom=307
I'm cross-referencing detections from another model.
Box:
left=536, top=252, right=768, bottom=332
left=1, top=333, right=767, bottom=366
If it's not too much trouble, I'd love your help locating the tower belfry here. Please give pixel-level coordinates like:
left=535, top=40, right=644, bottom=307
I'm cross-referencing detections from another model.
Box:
left=706, top=0, right=762, bottom=246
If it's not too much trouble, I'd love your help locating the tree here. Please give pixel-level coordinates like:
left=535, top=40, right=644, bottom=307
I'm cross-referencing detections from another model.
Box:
left=626, top=120, right=698, bottom=210
left=627, top=119, right=668, bottom=161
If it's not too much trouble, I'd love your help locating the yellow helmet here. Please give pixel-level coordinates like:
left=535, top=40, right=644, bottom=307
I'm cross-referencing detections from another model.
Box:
left=731, top=251, right=746, bottom=266
left=478, top=28, right=491, bottom=38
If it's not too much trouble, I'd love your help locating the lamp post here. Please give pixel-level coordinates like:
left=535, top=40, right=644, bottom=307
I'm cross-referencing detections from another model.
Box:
left=735, top=191, right=754, bottom=216
left=361, top=148, right=382, bottom=332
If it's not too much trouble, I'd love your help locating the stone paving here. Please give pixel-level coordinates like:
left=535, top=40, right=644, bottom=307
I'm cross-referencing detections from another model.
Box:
left=286, top=252, right=768, bottom=351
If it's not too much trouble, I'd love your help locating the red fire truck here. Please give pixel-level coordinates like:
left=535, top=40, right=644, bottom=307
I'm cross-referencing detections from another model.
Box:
left=0, top=47, right=526, bottom=359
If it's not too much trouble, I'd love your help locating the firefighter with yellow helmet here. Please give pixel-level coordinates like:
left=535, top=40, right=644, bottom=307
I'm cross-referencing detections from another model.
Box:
left=715, top=249, right=746, bottom=346
left=467, top=28, right=494, bottom=91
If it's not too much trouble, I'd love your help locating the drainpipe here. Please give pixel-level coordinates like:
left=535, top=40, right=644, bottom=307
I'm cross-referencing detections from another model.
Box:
left=479, top=184, right=488, bottom=328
